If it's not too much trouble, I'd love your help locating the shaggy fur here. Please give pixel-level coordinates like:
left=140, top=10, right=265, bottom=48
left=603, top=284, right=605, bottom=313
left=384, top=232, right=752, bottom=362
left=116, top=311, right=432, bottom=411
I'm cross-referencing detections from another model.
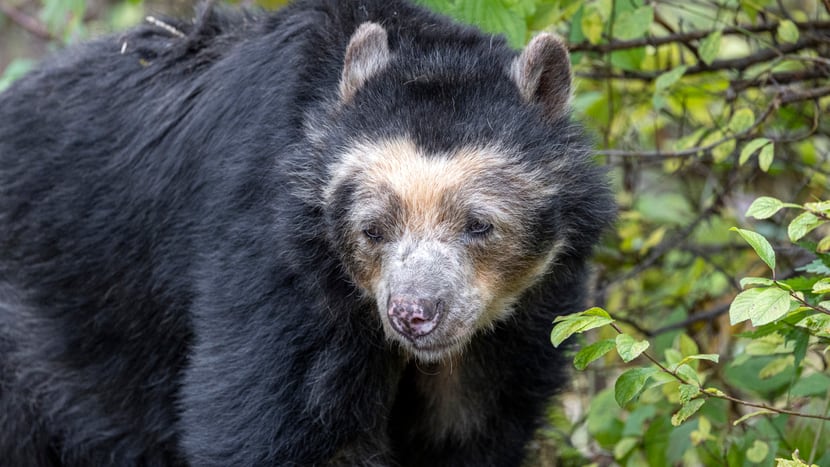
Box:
left=0, top=1, right=614, bottom=465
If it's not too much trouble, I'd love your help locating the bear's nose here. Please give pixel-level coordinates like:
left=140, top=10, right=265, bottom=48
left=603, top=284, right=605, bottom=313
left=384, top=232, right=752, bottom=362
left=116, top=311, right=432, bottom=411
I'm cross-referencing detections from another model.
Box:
left=387, top=297, right=443, bottom=340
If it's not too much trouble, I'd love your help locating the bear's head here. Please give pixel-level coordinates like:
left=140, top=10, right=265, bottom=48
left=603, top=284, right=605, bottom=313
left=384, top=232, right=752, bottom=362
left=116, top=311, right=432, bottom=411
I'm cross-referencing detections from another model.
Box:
left=299, top=22, right=611, bottom=362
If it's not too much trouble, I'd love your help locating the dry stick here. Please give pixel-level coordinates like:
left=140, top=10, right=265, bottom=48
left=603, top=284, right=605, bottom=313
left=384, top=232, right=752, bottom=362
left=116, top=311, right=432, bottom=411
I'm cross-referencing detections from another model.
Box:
left=569, top=20, right=830, bottom=54
left=0, top=2, right=54, bottom=41
left=608, top=323, right=830, bottom=422
left=577, top=35, right=828, bottom=81
left=595, top=85, right=830, bottom=159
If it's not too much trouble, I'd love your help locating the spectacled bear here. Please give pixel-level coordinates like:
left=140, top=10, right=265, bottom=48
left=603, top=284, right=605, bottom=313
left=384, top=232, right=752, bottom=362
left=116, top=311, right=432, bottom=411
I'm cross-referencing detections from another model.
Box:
left=0, top=0, right=614, bottom=465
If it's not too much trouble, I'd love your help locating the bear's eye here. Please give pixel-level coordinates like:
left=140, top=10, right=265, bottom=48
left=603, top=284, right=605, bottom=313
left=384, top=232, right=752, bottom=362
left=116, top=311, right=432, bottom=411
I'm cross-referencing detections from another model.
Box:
left=466, top=219, right=493, bottom=237
left=363, top=227, right=384, bottom=242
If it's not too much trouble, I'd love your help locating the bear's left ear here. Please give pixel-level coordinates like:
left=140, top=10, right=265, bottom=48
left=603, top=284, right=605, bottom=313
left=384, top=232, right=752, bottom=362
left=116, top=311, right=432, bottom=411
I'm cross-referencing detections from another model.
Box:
left=339, top=22, right=391, bottom=103
left=510, top=33, right=572, bottom=122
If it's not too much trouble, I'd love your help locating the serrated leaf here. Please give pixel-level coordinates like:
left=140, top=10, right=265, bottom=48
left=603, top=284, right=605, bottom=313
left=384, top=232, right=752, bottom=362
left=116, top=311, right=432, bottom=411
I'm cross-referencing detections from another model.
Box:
left=805, top=200, right=830, bottom=213
left=747, top=440, right=770, bottom=463
left=613, top=6, right=653, bottom=40
left=655, top=65, right=687, bottom=92
left=551, top=308, right=615, bottom=347
left=671, top=398, right=705, bottom=426
left=758, top=142, right=775, bottom=171
left=749, top=287, right=793, bottom=326
left=615, top=367, right=658, bottom=407
left=678, top=383, right=700, bottom=403
left=759, top=355, right=794, bottom=379
left=746, top=196, right=784, bottom=219
left=777, top=19, right=799, bottom=44
left=679, top=354, right=720, bottom=366
left=731, top=227, right=776, bottom=271
left=741, top=277, right=775, bottom=288
left=730, top=287, right=764, bottom=325
left=733, top=409, right=775, bottom=426
left=740, top=138, right=771, bottom=166
left=581, top=4, right=605, bottom=44
left=615, top=334, right=650, bottom=363
left=817, top=235, right=830, bottom=253
left=699, top=30, right=722, bottom=65
left=574, top=338, right=616, bottom=370
left=788, top=211, right=825, bottom=242
left=676, top=363, right=701, bottom=385
left=729, top=108, right=755, bottom=134
left=813, top=278, right=830, bottom=294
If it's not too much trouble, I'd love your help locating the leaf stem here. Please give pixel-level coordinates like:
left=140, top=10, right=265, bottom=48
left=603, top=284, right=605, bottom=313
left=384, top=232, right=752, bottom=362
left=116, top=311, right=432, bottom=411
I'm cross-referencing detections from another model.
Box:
left=608, top=322, right=830, bottom=421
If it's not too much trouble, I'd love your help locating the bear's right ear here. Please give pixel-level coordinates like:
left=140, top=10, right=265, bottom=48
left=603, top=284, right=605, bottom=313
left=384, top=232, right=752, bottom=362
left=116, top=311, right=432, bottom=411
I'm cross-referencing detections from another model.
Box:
left=510, top=33, right=572, bottom=122
left=339, top=22, right=391, bottom=103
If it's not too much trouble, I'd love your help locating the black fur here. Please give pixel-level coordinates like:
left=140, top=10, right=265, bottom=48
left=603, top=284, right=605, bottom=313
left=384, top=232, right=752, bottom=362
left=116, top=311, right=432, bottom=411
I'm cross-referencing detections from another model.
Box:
left=0, top=1, right=614, bottom=465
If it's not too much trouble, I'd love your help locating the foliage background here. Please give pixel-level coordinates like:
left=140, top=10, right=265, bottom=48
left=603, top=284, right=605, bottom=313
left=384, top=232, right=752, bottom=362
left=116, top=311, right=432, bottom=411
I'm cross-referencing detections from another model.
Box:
left=1, top=0, right=829, bottom=465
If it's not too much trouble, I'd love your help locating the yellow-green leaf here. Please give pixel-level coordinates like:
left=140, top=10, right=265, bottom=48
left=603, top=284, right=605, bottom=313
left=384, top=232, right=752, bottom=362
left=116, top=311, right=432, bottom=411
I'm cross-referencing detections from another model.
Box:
left=731, top=227, right=776, bottom=271
left=671, top=398, right=705, bottom=426
left=733, top=409, right=774, bottom=426
left=729, top=108, right=755, bottom=134
left=615, top=367, right=658, bottom=406
left=740, top=138, right=771, bottom=166
left=615, top=334, right=650, bottom=363
left=573, top=338, right=616, bottom=370
left=746, top=196, right=785, bottom=219
left=655, top=65, right=687, bottom=92
left=699, top=30, right=722, bottom=65
left=747, top=440, right=770, bottom=463
left=749, top=287, right=793, bottom=326
left=759, top=355, right=794, bottom=379
left=788, top=211, right=825, bottom=242
left=758, top=142, right=775, bottom=171
left=777, top=20, right=799, bottom=44
left=613, top=6, right=653, bottom=40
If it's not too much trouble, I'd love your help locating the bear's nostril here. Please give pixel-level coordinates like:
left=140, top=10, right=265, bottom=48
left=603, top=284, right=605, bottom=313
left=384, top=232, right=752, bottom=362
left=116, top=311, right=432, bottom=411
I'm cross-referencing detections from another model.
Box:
left=387, top=297, right=443, bottom=340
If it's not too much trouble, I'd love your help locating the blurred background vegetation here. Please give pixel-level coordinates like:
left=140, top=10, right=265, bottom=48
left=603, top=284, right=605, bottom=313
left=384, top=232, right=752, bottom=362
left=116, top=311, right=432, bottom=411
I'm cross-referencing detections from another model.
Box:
left=1, top=0, right=829, bottom=465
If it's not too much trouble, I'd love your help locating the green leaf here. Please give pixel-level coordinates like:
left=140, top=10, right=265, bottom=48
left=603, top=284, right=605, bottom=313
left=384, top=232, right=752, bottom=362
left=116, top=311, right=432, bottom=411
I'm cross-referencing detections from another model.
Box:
left=758, top=142, right=774, bottom=171
left=746, top=196, right=785, bottom=219
left=581, top=4, right=605, bottom=44
left=740, top=138, right=771, bottom=166
left=613, top=6, right=653, bottom=40
left=698, top=30, right=722, bottom=65
left=613, top=436, right=639, bottom=460
left=749, top=287, right=793, bottom=326
left=746, top=440, right=770, bottom=463
left=777, top=19, right=799, bottom=44
left=730, top=287, right=764, bottom=325
left=741, top=277, right=775, bottom=288
left=676, top=363, right=701, bottom=385
left=655, top=65, right=687, bottom=92
left=678, top=383, right=700, bottom=403
left=732, top=409, right=774, bottom=426
left=551, top=308, right=615, bottom=347
left=678, top=354, right=720, bottom=366
left=615, top=367, right=658, bottom=407
left=615, top=334, right=650, bottom=363
left=671, top=399, right=705, bottom=426
left=758, top=355, right=794, bottom=379
left=729, top=108, right=755, bottom=134
left=574, top=338, right=616, bottom=370
left=813, top=278, right=830, bottom=294
left=817, top=235, right=830, bottom=253
left=730, top=227, right=776, bottom=271
left=788, top=211, right=825, bottom=242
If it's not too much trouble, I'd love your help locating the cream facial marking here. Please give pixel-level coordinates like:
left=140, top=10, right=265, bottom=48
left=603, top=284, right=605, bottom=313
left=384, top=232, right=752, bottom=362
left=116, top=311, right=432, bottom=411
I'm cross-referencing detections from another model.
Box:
left=324, top=136, right=566, bottom=361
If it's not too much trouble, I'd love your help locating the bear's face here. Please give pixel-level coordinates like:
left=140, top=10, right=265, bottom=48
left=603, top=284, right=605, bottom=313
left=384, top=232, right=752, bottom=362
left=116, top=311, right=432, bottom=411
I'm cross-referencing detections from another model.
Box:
left=297, top=22, right=584, bottom=362
left=322, top=137, right=565, bottom=362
